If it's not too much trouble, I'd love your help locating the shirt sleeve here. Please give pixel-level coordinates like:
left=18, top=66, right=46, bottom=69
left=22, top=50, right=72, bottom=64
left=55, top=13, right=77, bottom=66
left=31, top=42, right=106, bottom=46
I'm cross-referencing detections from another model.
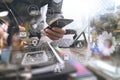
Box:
left=0, top=0, right=13, bottom=3
left=46, top=0, right=64, bottom=24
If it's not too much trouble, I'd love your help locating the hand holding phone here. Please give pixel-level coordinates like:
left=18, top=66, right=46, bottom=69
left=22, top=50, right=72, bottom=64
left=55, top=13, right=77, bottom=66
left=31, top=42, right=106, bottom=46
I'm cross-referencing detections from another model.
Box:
left=47, top=19, right=73, bottom=29
left=43, top=19, right=73, bottom=40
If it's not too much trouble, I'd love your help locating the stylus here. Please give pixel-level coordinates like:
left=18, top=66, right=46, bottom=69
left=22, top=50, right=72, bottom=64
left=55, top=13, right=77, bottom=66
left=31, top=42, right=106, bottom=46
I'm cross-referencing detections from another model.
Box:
left=47, top=42, right=64, bottom=64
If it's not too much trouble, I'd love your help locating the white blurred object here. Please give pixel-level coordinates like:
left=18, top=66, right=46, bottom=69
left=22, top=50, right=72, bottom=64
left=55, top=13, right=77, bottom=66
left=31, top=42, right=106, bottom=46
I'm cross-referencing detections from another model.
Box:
left=0, top=11, right=8, bottom=17
left=97, top=31, right=116, bottom=56
left=89, top=59, right=120, bottom=76
left=64, top=54, right=69, bottom=60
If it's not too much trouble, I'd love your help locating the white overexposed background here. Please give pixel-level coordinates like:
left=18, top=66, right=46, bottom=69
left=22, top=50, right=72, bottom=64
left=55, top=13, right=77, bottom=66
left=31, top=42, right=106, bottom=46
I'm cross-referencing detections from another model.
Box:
left=62, top=0, right=117, bottom=29
left=42, top=0, right=120, bottom=38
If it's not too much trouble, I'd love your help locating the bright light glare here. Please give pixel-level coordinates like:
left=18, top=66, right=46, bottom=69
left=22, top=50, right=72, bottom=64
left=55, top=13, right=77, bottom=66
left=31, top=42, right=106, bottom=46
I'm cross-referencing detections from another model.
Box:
left=62, top=0, right=96, bottom=28
left=0, top=11, right=9, bottom=17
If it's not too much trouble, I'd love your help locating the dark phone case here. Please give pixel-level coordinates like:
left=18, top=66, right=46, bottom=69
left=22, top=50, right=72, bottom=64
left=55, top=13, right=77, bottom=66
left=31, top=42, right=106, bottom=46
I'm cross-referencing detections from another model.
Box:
left=48, top=19, right=73, bottom=28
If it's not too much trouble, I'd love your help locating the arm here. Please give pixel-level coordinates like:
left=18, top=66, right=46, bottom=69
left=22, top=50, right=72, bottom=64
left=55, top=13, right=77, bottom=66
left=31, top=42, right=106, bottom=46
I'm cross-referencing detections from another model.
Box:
left=46, top=0, right=64, bottom=24
left=44, top=0, right=65, bottom=40
left=0, top=0, right=13, bottom=3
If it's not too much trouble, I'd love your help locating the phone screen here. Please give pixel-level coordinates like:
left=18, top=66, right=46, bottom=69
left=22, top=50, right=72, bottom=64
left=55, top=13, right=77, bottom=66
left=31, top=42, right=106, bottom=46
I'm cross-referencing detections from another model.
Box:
left=48, top=19, right=73, bottom=28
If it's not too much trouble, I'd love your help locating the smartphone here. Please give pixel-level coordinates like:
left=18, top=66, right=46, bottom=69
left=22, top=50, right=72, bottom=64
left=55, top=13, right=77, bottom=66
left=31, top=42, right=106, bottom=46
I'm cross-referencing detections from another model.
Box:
left=47, top=19, right=73, bottom=29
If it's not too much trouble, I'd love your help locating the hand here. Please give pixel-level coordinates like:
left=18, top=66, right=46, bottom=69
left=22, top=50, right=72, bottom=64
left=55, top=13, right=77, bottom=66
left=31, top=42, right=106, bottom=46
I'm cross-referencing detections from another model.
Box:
left=19, top=25, right=26, bottom=31
left=0, top=23, right=9, bottom=40
left=0, top=23, right=9, bottom=47
left=0, top=27, right=4, bottom=36
left=42, top=27, right=65, bottom=40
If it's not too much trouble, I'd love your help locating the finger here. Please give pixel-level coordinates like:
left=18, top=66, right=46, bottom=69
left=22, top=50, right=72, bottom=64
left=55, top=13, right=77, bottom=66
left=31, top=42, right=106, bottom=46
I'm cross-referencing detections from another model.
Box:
left=52, top=27, right=65, bottom=34
left=19, top=25, right=25, bottom=31
left=46, top=33, right=60, bottom=40
left=40, top=29, right=46, bottom=35
left=45, top=29, right=63, bottom=38
left=48, top=18, right=58, bottom=25
left=2, top=23, right=8, bottom=32
left=3, top=32, right=9, bottom=40
left=0, top=28, right=4, bottom=36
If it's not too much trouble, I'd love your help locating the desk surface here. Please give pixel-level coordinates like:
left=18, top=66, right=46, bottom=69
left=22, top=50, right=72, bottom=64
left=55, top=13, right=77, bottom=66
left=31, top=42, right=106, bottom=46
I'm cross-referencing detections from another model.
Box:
left=87, top=57, right=120, bottom=80
left=32, top=61, right=76, bottom=78
left=60, top=43, right=120, bottom=80
left=0, top=36, right=77, bottom=79
left=0, top=36, right=97, bottom=80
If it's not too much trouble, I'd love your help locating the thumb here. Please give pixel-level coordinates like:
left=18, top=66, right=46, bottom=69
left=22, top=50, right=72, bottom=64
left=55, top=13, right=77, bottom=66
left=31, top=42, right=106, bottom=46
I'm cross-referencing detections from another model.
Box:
left=0, top=28, right=4, bottom=36
left=19, top=25, right=26, bottom=31
left=40, top=29, right=46, bottom=35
